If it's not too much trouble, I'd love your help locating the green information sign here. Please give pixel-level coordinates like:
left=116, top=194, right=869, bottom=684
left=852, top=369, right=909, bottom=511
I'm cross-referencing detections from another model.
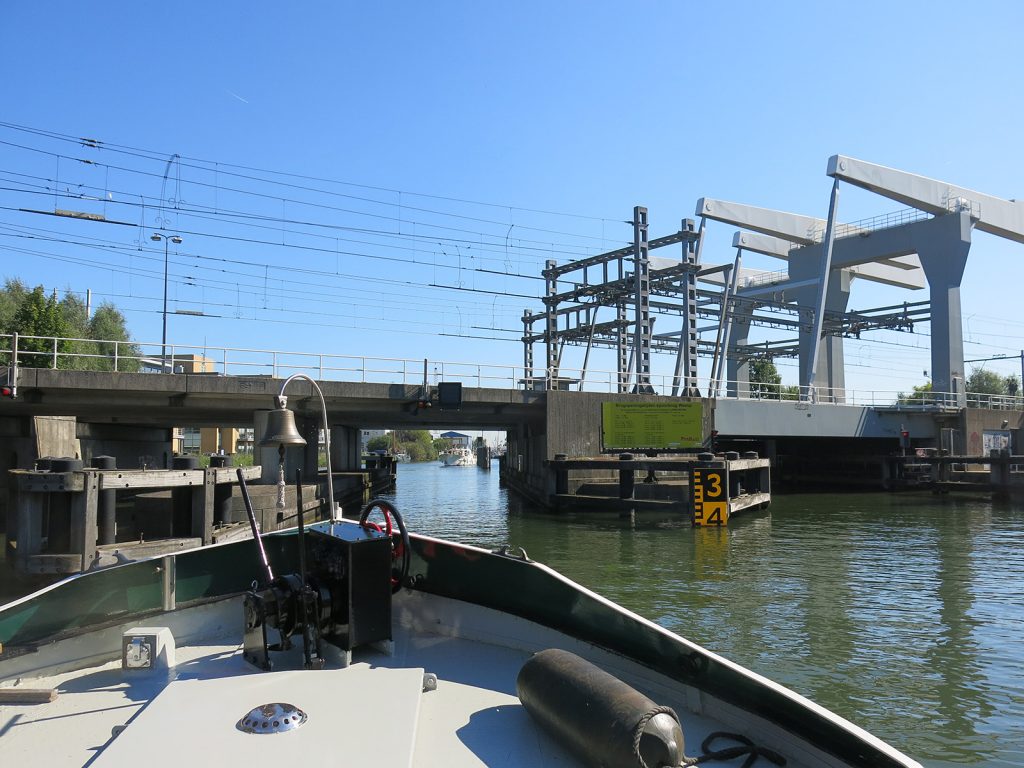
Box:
left=601, top=401, right=704, bottom=451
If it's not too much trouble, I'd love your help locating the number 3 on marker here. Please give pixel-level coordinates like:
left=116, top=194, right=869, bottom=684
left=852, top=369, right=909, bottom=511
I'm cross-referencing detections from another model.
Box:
left=708, top=473, right=721, bottom=498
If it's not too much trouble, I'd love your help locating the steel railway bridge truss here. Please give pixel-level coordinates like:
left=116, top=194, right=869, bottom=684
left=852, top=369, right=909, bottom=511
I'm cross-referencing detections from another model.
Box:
left=522, top=206, right=930, bottom=398
left=523, top=156, right=1024, bottom=403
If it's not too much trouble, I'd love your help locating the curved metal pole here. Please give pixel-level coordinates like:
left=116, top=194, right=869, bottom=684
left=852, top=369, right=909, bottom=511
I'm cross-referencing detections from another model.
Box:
left=277, top=373, right=336, bottom=521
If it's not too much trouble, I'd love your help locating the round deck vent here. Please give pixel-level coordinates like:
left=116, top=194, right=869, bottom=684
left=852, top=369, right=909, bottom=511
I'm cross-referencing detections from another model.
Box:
left=236, top=702, right=307, bottom=734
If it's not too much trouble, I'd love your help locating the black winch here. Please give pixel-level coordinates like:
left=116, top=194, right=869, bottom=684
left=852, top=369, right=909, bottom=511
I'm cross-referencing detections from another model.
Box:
left=237, top=468, right=410, bottom=671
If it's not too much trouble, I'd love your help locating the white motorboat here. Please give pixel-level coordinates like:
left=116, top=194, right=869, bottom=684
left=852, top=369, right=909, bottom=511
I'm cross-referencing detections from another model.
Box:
left=439, top=447, right=475, bottom=466
left=0, top=495, right=921, bottom=768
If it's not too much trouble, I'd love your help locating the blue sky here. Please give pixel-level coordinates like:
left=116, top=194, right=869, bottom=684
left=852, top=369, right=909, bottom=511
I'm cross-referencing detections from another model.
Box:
left=2, top=1, right=1023, bottom=397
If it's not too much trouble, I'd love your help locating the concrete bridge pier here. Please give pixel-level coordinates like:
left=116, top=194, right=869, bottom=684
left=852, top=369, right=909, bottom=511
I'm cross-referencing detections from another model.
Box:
left=329, top=425, right=362, bottom=472
left=298, top=416, right=320, bottom=481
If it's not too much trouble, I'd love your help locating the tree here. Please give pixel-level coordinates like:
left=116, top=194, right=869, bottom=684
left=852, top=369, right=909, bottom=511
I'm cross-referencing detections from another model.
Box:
left=1, top=283, right=140, bottom=371
left=897, top=381, right=934, bottom=406
left=366, top=434, right=391, bottom=453
left=366, top=430, right=438, bottom=462
left=88, top=304, right=141, bottom=371
left=397, top=430, right=437, bottom=462
left=748, top=358, right=782, bottom=399
left=10, top=287, right=70, bottom=367
left=967, top=368, right=1007, bottom=396
left=0, top=279, right=29, bottom=334
left=964, top=368, right=1024, bottom=407
left=966, top=368, right=1006, bottom=408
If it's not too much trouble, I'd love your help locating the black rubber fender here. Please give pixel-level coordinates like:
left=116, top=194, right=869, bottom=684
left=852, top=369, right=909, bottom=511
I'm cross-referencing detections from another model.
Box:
left=516, top=648, right=684, bottom=767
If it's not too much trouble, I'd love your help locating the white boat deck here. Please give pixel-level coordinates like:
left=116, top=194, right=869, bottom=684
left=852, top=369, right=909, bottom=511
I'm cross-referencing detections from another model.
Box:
left=0, top=587, right=915, bottom=768
left=0, top=592, right=758, bottom=768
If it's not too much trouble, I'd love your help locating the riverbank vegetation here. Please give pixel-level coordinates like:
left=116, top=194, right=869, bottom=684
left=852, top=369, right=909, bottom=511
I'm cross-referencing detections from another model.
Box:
left=366, top=430, right=440, bottom=462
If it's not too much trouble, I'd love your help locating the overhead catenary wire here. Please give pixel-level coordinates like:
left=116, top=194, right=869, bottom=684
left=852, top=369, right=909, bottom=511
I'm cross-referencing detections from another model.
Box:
left=0, top=120, right=618, bottom=226
left=0, top=129, right=623, bottom=246
left=0, top=221, right=540, bottom=309
left=2, top=120, right=1021, bottom=384
left=0, top=237, right=536, bottom=325
left=0, top=169, right=604, bottom=267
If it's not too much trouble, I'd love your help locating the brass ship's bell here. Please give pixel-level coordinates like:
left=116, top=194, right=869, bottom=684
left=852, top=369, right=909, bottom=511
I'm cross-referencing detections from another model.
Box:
left=260, top=396, right=307, bottom=447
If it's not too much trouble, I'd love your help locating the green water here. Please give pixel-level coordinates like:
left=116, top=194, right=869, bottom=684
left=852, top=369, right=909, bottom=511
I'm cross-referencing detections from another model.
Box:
left=383, top=463, right=1024, bottom=768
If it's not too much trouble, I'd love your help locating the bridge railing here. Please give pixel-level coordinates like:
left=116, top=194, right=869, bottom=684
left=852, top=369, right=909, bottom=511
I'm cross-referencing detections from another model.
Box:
left=0, top=333, right=536, bottom=389
left=1, top=333, right=1020, bottom=411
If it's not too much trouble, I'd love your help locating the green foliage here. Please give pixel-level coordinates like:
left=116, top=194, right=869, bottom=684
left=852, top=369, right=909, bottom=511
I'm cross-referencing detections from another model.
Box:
left=198, top=452, right=254, bottom=468
left=367, top=430, right=439, bottom=462
left=897, top=381, right=934, bottom=406
left=397, top=429, right=437, bottom=462
left=967, top=368, right=1009, bottom=396
left=10, top=287, right=71, bottom=367
left=1, top=283, right=139, bottom=371
left=965, top=368, right=1021, bottom=407
left=88, top=304, right=142, bottom=371
left=405, top=440, right=437, bottom=462
left=366, top=435, right=391, bottom=453
left=0, top=279, right=29, bottom=335
left=748, top=358, right=783, bottom=399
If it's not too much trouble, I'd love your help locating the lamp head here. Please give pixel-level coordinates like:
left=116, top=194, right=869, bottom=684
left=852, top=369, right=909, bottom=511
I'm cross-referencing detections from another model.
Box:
left=150, top=233, right=162, bottom=242
left=259, top=395, right=306, bottom=447
left=170, top=236, right=183, bottom=244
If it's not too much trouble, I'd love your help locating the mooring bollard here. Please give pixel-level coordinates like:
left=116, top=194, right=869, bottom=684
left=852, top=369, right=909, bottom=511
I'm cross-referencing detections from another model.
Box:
left=92, top=455, right=117, bottom=545
left=47, top=457, right=83, bottom=553
left=553, top=454, right=569, bottom=495
left=209, top=454, right=233, bottom=525
left=618, top=453, right=635, bottom=500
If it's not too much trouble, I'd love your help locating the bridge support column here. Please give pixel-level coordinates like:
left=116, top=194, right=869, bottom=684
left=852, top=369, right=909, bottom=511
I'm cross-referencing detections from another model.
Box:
left=792, top=269, right=850, bottom=403
left=329, top=426, right=362, bottom=472
left=726, top=314, right=753, bottom=398
left=297, top=416, right=320, bottom=482
left=916, top=211, right=972, bottom=405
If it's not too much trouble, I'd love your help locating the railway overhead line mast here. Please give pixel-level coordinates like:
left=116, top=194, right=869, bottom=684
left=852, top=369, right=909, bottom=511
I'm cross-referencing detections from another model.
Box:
left=522, top=155, right=1024, bottom=405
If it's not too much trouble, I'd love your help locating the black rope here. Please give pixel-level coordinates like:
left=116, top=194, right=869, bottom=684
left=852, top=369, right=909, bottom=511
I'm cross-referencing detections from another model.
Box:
left=632, top=705, right=681, bottom=768
left=683, top=731, right=787, bottom=768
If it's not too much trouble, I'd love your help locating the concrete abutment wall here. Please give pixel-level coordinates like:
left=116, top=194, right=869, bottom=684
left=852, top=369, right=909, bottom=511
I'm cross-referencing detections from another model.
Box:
left=501, top=392, right=712, bottom=507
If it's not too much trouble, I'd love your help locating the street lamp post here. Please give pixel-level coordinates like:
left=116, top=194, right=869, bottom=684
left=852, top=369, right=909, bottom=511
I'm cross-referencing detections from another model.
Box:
left=150, top=232, right=183, bottom=368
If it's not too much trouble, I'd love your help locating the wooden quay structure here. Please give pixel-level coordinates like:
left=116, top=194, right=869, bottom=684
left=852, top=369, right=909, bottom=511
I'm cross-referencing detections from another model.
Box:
left=7, top=459, right=262, bottom=576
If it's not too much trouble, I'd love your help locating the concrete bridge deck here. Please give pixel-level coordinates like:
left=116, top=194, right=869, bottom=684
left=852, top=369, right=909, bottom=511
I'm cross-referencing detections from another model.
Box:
left=3, top=367, right=1021, bottom=446
left=2, top=368, right=546, bottom=430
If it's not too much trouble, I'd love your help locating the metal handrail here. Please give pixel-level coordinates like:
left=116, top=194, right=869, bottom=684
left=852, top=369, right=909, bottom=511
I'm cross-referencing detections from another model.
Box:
left=807, top=207, right=932, bottom=242
left=0, top=333, right=1019, bottom=411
